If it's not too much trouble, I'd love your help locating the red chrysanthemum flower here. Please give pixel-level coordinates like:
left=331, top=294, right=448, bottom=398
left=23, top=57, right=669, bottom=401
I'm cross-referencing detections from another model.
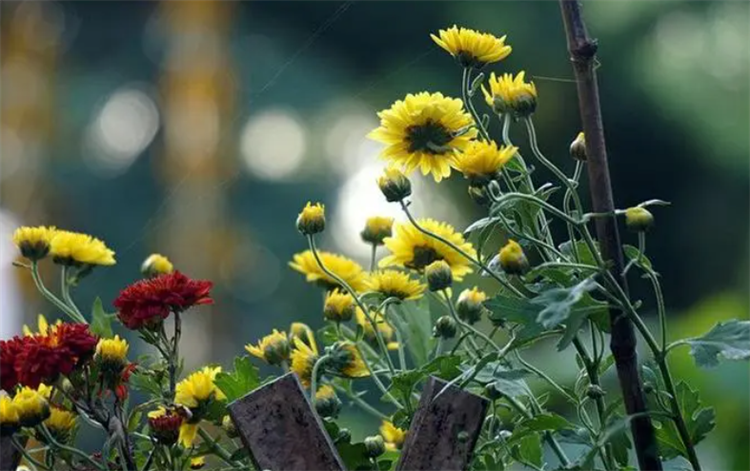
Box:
left=55, top=323, right=98, bottom=361
left=1, top=337, right=24, bottom=391
left=113, top=271, right=214, bottom=330
left=14, top=335, right=75, bottom=388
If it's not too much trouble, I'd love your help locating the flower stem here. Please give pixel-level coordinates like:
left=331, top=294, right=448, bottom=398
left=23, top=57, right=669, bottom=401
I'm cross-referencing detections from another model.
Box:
left=30, top=262, right=85, bottom=323
left=504, top=395, right=571, bottom=467
left=310, top=354, right=330, bottom=400
left=197, top=427, right=242, bottom=468
left=370, top=244, right=378, bottom=272
left=60, top=265, right=85, bottom=321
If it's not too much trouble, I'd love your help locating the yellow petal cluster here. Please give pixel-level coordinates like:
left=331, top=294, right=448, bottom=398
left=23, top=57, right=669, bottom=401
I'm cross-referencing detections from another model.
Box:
left=296, top=202, right=326, bottom=235
left=355, top=309, right=398, bottom=351
left=290, top=337, right=319, bottom=388
left=289, top=250, right=367, bottom=292
left=49, top=230, right=116, bottom=266
left=245, top=329, right=290, bottom=366
left=141, top=253, right=174, bottom=276
left=323, top=289, right=356, bottom=323
left=175, top=366, right=226, bottom=409
left=380, top=420, right=407, bottom=451
left=96, top=335, right=129, bottom=363
left=430, top=25, right=512, bottom=67
left=454, top=140, right=518, bottom=183
left=380, top=219, right=476, bottom=281
left=482, top=71, right=538, bottom=116
left=12, top=226, right=57, bottom=261
left=368, top=92, right=477, bottom=182
left=365, top=270, right=425, bottom=301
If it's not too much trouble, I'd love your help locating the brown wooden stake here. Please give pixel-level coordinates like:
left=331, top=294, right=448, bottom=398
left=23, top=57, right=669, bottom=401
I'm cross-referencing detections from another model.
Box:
left=396, top=376, right=489, bottom=471
left=0, top=436, right=21, bottom=471
left=227, top=373, right=345, bottom=471
left=558, top=1, right=662, bottom=469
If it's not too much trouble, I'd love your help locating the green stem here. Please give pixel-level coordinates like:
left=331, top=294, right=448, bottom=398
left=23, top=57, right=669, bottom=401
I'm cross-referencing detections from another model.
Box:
left=462, top=68, right=491, bottom=142
left=168, top=312, right=181, bottom=400
left=39, top=424, right=106, bottom=471
left=31, top=262, right=84, bottom=323
left=11, top=436, right=50, bottom=471
left=514, top=351, right=576, bottom=405
left=308, top=235, right=396, bottom=375
left=370, top=244, right=378, bottom=272
left=492, top=191, right=580, bottom=226
left=442, top=290, right=500, bottom=354
left=333, top=384, right=389, bottom=420
left=310, top=354, right=330, bottom=400
left=399, top=201, right=524, bottom=297
left=197, top=428, right=242, bottom=468
left=60, top=266, right=85, bottom=321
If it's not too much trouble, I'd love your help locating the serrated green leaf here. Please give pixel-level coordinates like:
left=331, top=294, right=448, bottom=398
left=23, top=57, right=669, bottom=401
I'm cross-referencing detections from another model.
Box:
left=90, top=297, right=114, bottom=338
left=560, top=240, right=600, bottom=267
left=515, top=413, right=575, bottom=438
left=464, top=217, right=501, bottom=235
left=556, top=294, right=609, bottom=350
left=684, top=320, right=750, bottom=368
left=215, top=356, right=260, bottom=403
left=336, top=442, right=370, bottom=470
left=532, top=278, right=597, bottom=329
left=485, top=295, right=545, bottom=342
left=605, top=414, right=633, bottom=466
left=655, top=381, right=716, bottom=460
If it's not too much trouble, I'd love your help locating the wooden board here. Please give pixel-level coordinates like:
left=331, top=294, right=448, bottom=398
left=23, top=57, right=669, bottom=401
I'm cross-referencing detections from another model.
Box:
left=227, top=373, right=345, bottom=471
left=396, top=376, right=489, bottom=471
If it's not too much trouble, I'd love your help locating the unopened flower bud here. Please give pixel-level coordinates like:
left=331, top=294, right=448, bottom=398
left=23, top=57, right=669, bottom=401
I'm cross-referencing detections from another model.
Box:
left=498, top=240, right=529, bottom=275
left=221, top=415, right=238, bottom=438
left=12, top=387, right=50, bottom=428
left=323, top=289, right=356, bottom=323
left=95, top=336, right=129, bottom=375
left=425, top=260, right=452, bottom=292
left=314, top=385, right=341, bottom=419
left=625, top=207, right=654, bottom=232
left=141, top=253, right=174, bottom=278
left=586, top=385, right=606, bottom=400
left=433, top=315, right=457, bottom=339
left=570, top=132, right=587, bottom=161
left=364, top=435, right=386, bottom=458
left=337, top=428, right=352, bottom=443
left=377, top=168, right=412, bottom=203
left=484, top=383, right=503, bottom=401
left=467, top=185, right=490, bottom=206
left=297, top=202, right=326, bottom=236
left=456, top=287, right=488, bottom=324
left=361, top=216, right=394, bottom=246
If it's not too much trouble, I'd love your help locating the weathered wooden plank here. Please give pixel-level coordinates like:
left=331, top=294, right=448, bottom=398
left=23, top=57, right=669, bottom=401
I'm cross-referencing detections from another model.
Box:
left=227, top=372, right=345, bottom=471
left=396, top=376, right=489, bottom=471
left=0, top=435, right=21, bottom=471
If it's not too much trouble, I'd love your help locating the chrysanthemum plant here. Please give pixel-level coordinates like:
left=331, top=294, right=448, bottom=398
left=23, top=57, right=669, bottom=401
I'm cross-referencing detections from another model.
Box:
left=2, top=24, right=749, bottom=471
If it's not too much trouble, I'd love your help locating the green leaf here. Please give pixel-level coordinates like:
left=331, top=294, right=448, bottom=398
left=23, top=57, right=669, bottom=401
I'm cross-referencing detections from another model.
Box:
left=560, top=240, right=600, bottom=267
left=228, top=447, right=249, bottom=461
left=215, top=356, right=260, bottom=403
left=336, top=442, right=370, bottom=470
left=655, top=381, right=716, bottom=460
left=684, top=319, right=750, bottom=368
left=391, top=298, right=435, bottom=366
left=485, top=295, right=545, bottom=342
left=556, top=293, right=609, bottom=350
left=518, top=413, right=574, bottom=433
left=464, top=217, right=500, bottom=235
left=605, top=414, right=633, bottom=467
left=513, top=434, right=543, bottom=469
left=623, top=244, right=653, bottom=271
left=532, top=278, right=597, bottom=329
left=90, top=297, right=114, bottom=338
left=129, top=370, right=164, bottom=397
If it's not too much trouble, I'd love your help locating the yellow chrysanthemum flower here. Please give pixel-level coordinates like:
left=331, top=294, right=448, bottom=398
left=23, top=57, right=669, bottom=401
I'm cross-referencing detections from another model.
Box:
left=49, top=230, right=116, bottom=266
left=482, top=71, right=538, bottom=117
left=23, top=314, right=61, bottom=337
left=0, top=395, right=20, bottom=433
left=13, top=386, right=50, bottom=427
left=175, top=366, right=226, bottom=409
left=498, top=239, right=529, bottom=275
left=365, top=270, right=425, bottom=301
left=13, top=226, right=57, bottom=261
left=141, top=253, right=174, bottom=277
left=456, top=286, right=489, bottom=324
left=297, top=202, right=326, bottom=236
left=380, top=420, right=407, bottom=451
left=431, top=25, right=511, bottom=68
left=368, top=92, right=477, bottom=182
left=315, top=384, right=336, bottom=401
left=380, top=219, right=476, bottom=281
left=330, top=343, right=370, bottom=378
left=289, top=250, right=367, bottom=292
left=454, top=140, right=518, bottom=184
left=45, top=406, right=77, bottom=439
left=290, top=337, right=319, bottom=388
left=361, top=216, right=394, bottom=246
left=190, top=456, right=206, bottom=469
left=289, top=322, right=317, bottom=352
left=323, top=289, right=356, bottom=323
left=96, top=335, right=129, bottom=364
left=355, top=309, right=398, bottom=351
left=245, top=329, right=290, bottom=366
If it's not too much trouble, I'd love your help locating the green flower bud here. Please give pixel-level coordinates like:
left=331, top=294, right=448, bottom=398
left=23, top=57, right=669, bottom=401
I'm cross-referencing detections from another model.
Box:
left=222, top=415, right=238, bottom=438
left=425, top=260, right=452, bottom=292
left=377, top=168, right=412, bottom=203
left=625, top=207, right=654, bottom=232
left=364, top=435, right=386, bottom=458
left=570, top=132, right=587, bottom=161
left=433, top=315, right=457, bottom=339
left=297, top=202, right=326, bottom=236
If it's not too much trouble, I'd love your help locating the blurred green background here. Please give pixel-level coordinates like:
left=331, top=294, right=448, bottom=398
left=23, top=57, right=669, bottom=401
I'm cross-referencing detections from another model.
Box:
left=1, top=1, right=747, bottom=469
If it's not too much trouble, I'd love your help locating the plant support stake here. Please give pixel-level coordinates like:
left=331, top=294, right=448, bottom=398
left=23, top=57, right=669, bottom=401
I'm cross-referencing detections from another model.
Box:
left=558, top=1, right=663, bottom=470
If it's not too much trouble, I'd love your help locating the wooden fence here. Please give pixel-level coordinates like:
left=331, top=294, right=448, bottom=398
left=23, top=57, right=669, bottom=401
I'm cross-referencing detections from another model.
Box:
left=1, top=373, right=488, bottom=470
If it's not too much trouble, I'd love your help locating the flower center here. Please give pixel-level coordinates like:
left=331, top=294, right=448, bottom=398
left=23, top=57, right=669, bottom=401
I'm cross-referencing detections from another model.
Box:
left=406, top=120, right=452, bottom=154
left=407, top=246, right=443, bottom=270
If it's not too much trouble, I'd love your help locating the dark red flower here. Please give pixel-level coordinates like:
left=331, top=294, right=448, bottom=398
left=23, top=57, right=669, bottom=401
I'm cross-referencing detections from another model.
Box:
left=14, top=335, right=75, bottom=388
left=113, top=271, right=213, bottom=330
left=1, top=337, right=24, bottom=391
left=55, top=323, right=98, bottom=361
left=148, top=409, right=183, bottom=446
